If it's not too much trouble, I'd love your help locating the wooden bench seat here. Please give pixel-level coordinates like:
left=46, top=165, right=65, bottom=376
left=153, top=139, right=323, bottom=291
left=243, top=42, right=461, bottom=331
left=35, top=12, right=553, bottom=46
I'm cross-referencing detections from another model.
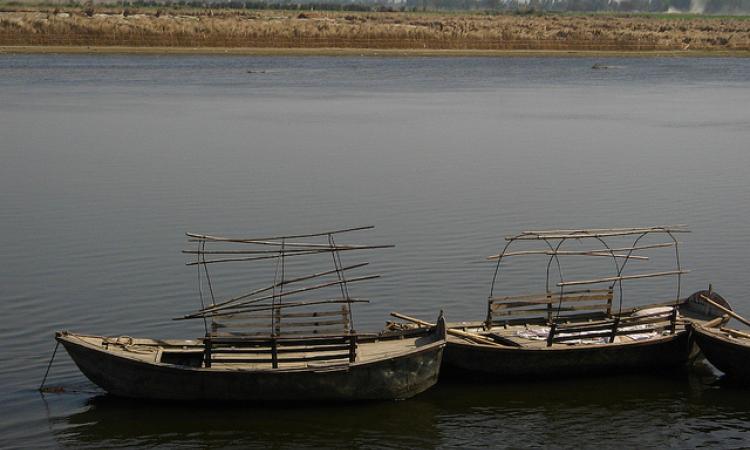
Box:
left=486, top=288, right=614, bottom=328
left=203, top=334, right=357, bottom=368
left=546, top=306, right=678, bottom=346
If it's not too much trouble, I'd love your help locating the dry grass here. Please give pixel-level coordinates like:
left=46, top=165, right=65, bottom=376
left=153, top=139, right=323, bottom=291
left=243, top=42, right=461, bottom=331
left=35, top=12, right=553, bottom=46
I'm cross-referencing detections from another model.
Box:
left=1, top=9, right=749, bottom=51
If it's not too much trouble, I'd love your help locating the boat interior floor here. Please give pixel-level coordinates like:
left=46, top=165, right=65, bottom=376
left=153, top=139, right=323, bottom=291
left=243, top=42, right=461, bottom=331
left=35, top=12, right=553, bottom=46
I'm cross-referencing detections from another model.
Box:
left=446, top=306, right=721, bottom=349
left=63, top=333, right=430, bottom=370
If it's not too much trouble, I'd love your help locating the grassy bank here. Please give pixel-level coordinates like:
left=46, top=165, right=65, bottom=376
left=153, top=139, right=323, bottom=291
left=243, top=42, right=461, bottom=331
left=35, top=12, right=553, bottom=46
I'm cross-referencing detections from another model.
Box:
left=1, top=7, right=749, bottom=52
left=3, top=45, right=750, bottom=56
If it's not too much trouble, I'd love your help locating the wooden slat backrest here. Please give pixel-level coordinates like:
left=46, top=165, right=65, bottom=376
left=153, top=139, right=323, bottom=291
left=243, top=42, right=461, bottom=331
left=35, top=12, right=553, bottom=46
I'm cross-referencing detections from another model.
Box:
left=203, top=333, right=357, bottom=368
left=546, top=306, right=677, bottom=346
left=211, top=306, right=350, bottom=337
left=546, top=319, right=619, bottom=346
left=487, top=288, right=613, bottom=327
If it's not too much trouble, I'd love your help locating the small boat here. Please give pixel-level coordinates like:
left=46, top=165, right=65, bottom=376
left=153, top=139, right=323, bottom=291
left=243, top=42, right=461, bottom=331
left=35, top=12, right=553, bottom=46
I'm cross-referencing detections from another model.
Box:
left=57, top=226, right=446, bottom=402
left=690, top=292, right=750, bottom=381
left=395, top=226, right=726, bottom=379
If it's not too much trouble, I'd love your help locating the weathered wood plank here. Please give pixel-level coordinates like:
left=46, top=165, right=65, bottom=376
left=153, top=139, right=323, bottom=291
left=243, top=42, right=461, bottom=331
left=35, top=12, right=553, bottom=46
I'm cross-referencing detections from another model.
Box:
left=619, top=316, right=674, bottom=328
left=210, top=345, right=352, bottom=354
left=217, top=310, right=345, bottom=320
left=557, top=270, right=689, bottom=287
left=214, top=318, right=347, bottom=329
left=210, top=353, right=351, bottom=364
left=489, top=289, right=611, bottom=302
left=187, top=225, right=375, bottom=242
left=553, top=323, right=617, bottom=334
left=721, top=327, right=750, bottom=340
left=490, top=294, right=612, bottom=310
left=207, top=335, right=352, bottom=346
left=550, top=330, right=613, bottom=342
left=390, top=312, right=507, bottom=347
left=614, top=325, right=664, bottom=336
left=493, top=304, right=611, bottom=316
left=701, top=294, right=750, bottom=328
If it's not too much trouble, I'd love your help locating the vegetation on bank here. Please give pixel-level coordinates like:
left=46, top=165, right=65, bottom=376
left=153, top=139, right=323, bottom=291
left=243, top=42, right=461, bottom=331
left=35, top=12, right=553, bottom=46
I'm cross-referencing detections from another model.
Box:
left=0, top=6, right=748, bottom=50
left=3, top=0, right=750, bottom=13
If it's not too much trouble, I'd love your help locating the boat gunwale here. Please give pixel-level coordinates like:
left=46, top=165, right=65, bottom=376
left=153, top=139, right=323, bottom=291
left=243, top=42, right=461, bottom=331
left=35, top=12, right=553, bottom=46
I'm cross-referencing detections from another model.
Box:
left=691, top=323, right=750, bottom=349
left=444, top=292, right=727, bottom=350
left=446, top=327, right=686, bottom=352
left=56, top=329, right=447, bottom=374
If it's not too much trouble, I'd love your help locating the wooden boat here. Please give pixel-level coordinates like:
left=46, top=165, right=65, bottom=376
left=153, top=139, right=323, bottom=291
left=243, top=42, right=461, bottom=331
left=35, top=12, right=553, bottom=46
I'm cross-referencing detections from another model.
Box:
left=394, top=226, right=727, bottom=379
left=690, top=293, right=750, bottom=381
left=57, top=226, right=446, bottom=402
left=691, top=326, right=750, bottom=381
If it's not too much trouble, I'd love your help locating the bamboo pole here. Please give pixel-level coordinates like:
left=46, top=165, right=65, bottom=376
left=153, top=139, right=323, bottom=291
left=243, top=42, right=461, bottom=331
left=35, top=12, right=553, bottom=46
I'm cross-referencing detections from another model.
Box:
left=702, top=315, right=730, bottom=329
left=486, top=242, right=675, bottom=260
left=721, top=327, right=750, bottom=340
left=183, top=248, right=330, bottom=255
left=557, top=270, right=689, bottom=287
left=186, top=233, right=394, bottom=250
left=390, top=312, right=512, bottom=347
left=185, top=239, right=391, bottom=249
left=186, top=246, right=391, bottom=265
left=700, top=294, right=750, bottom=327
left=183, top=275, right=380, bottom=318
left=508, top=227, right=689, bottom=241
left=520, top=225, right=688, bottom=235
left=186, top=225, right=374, bottom=242
left=186, top=249, right=327, bottom=265
left=486, top=251, right=648, bottom=260
left=195, top=262, right=369, bottom=314
left=179, top=298, right=370, bottom=320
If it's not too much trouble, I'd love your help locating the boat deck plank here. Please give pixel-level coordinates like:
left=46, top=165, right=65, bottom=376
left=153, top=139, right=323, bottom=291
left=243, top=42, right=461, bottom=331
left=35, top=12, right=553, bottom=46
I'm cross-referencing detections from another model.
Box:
left=72, top=334, right=424, bottom=370
left=446, top=307, right=721, bottom=349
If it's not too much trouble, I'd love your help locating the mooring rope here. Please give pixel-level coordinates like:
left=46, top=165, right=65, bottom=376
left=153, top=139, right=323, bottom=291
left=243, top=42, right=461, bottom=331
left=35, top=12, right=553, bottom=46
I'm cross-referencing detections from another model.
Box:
left=39, top=341, right=59, bottom=392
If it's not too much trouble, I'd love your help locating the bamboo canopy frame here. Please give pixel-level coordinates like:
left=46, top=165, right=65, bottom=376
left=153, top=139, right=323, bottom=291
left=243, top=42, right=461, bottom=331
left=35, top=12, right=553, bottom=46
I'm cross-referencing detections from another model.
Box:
left=178, top=226, right=394, bottom=338
left=488, top=225, right=690, bottom=319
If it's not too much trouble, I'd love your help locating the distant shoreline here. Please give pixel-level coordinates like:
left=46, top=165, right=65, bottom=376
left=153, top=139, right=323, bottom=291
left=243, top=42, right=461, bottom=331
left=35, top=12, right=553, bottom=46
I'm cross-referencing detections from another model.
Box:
left=2, top=46, right=750, bottom=57
left=2, top=9, right=749, bottom=55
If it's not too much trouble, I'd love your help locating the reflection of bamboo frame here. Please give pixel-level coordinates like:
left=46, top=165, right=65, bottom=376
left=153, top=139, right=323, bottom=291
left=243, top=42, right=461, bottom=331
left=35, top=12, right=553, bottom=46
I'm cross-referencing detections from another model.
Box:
left=179, top=226, right=393, bottom=340
left=488, top=225, right=690, bottom=319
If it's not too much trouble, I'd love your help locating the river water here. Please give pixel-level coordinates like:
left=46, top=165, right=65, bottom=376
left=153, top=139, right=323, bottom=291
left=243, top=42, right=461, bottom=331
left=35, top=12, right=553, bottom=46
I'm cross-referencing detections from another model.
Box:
left=1, top=54, right=750, bottom=448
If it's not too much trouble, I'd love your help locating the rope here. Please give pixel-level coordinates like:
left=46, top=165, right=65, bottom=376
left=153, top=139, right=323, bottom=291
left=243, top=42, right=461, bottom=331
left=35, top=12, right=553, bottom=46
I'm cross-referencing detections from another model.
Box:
left=39, top=341, right=59, bottom=392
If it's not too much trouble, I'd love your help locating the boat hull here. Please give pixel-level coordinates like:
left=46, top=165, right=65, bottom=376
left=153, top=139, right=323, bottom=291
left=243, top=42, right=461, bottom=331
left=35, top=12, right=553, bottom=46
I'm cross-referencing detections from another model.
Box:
left=442, top=332, right=691, bottom=379
left=691, top=325, right=750, bottom=380
left=57, top=333, right=445, bottom=402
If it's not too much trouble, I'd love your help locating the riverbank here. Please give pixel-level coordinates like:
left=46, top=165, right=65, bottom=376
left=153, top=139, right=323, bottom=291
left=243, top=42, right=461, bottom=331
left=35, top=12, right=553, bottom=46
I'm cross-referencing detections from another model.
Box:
left=2, top=45, right=750, bottom=57
left=1, top=9, right=749, bottom=53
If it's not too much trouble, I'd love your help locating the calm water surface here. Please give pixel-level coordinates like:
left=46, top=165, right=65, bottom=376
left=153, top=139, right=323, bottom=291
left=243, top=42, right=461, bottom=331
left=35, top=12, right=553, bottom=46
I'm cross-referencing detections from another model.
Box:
left=1, top=55, right=750, bottom=448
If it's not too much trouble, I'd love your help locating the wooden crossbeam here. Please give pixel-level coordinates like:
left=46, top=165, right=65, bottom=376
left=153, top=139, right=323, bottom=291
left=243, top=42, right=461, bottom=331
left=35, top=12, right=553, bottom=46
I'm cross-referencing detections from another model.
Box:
left=486, top=242, right=675, bottom=260
left=507, top=226, right=689, bottom=241
left=557, top=270, right=689, bottom=287
left=187, top=225, right=374, bottom=242
left=196, top=263, right=368, bottom=314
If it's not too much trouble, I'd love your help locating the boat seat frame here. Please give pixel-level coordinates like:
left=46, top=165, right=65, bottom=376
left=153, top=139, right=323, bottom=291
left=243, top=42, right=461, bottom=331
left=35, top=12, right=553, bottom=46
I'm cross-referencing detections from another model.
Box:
left=486, top=288, right=614, bottom=328
left=546, top=306, right=678, bottom=346
left=202, top=333, right=358, bottom=368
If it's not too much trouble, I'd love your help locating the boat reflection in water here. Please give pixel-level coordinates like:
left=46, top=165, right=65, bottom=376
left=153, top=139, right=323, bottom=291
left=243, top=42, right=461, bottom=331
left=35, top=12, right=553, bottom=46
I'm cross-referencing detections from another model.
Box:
left=54, top=371, right=750, bottom=448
